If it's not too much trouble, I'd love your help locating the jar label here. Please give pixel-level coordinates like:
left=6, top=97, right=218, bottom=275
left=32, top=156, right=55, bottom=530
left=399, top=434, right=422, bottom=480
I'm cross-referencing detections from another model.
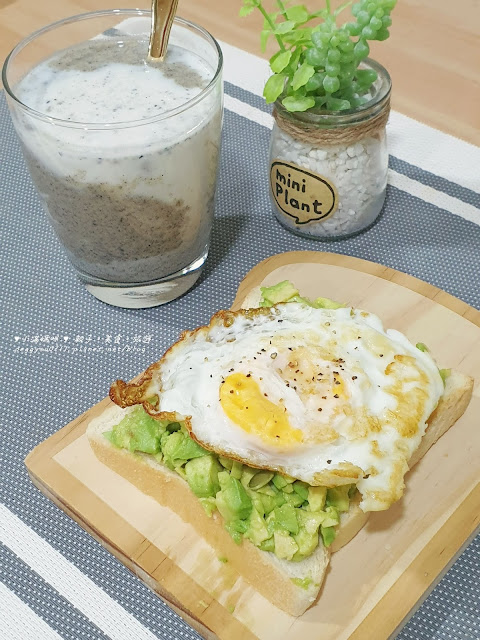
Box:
left=270, top=160, right=338, bottom=225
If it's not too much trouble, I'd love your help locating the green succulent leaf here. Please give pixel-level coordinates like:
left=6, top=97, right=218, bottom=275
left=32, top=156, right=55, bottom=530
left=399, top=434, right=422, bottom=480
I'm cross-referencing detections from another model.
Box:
left=239, top=0, right=260, bottom=16
left=326, top=97, right=351, bottom=110
left=285, top=5, right=309, bottom=24
left=353, top=38, right=370, bottom=60
left=291, top=62, right=315, bottom=90
left=283, top=28, right=313, bottom=45
left=323, top=75, right=340, bottom=93
left=270, top=50, right=293, bottom=73
left=239, top=5, right=256, bottom=17
left=314, top=95, right=328, bottom=109
left=356, top=68, right=377, bottom=86
left=260, top=29, right=270, bottom=52
left=305, top=71, right=326, bottom=92
left=274, top=20, right=296, bottom=35
left=282, top=95, right=316, bottom=112
left=375, top=28, right=390, bottom=41
left=263, top=73, right=287, bottom=103
left=285, top=46, right=303, bottom=74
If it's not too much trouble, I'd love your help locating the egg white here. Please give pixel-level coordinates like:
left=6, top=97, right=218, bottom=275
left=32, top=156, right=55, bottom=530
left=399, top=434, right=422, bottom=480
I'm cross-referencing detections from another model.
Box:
left=150, top=304, right=444, bottom=511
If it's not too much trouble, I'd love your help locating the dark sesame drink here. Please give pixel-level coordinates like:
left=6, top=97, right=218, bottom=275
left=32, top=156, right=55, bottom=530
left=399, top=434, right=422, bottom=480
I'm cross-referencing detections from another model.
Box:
left=8, top=22, right=222, bottom=306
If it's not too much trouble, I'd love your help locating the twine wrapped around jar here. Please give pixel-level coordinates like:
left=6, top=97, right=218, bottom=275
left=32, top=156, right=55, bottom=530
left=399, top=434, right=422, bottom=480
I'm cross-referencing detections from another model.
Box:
left=272, top=97, right=390, bottom=146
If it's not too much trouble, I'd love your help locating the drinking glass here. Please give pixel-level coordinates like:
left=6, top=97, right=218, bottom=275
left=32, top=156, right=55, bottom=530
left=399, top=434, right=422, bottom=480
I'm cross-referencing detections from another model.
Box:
left=3, top=10, right=223, bottom=308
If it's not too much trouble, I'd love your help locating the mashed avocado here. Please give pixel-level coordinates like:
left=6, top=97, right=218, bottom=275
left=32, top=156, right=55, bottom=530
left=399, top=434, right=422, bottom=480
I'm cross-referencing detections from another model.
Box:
left=105, top=406, right=353, bottom=561
left=259, top=281, right=344, bottom=310
left=415, top=343, right=450, bottom=386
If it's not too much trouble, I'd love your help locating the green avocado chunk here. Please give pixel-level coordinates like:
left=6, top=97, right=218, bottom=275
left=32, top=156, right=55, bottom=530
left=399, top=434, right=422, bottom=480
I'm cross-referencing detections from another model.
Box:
left=260, top=280, right=299, bottom=306
left=291, top=576, right=313, bottom=590
left=109, top=406, right=168, bottom=454
left=185, top=456, right=222, bottom=498
left=216, top=473, right=253, bottom=523
left=321, top=525, right=336, bottom=547
left=244, top=506, right=270, bottom=546
left=162, top=431, right=208, bottom=467
left=312, top=296, right=344, bottom=309
left=293, top=528, right=319, bottom=561
left=230, top=460, right=244, bottom=479
left=250, top=492, right=266, bottom=517
left=219, top=456, right=233, bottom=470
left=287, top=294, right=344, bottom=309
left=284, top=492, right=305, bottom=508
left=416, top=342, right=429, bottom=352
left=259, top=280, right=343, bottom=309
left=272, top=474, right=288, bottom=490
left=308, top=486, right=327, bottom=512
left=292, top=480, right=309, bottom=501
left=274, top=503, right=299, bottom=535
left=258, top=537, right=275, bottom=552
left=322, top=506, right=340, bottom=527
left=439, top=368, right=450, bottom=385
left=273, top=530, right=298, bottom=560
left=297, top=509, right=325, bottom=535
left=259, top=492, right=277, bottom=515
left=199, top=496, right=217, bottom=517
left=292, top=511, right=325, bottom=559
left=326, top=486, right=351, bottom=512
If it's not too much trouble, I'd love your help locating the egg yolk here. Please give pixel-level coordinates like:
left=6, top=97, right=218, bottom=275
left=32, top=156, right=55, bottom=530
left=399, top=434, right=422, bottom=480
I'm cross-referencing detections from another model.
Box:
left=220, top=373, right=303, bottom=446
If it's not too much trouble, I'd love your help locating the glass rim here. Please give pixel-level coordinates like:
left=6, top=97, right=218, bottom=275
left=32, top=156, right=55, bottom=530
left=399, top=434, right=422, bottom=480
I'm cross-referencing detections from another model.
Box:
left=2, top=9, right=223, bottom=130
left=275, top=58, right=391, bottom=126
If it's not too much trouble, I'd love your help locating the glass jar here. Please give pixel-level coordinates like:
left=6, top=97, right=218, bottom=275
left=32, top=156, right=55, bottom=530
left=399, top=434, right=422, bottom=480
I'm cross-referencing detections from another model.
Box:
left=269, top=59, right=391, bottom=240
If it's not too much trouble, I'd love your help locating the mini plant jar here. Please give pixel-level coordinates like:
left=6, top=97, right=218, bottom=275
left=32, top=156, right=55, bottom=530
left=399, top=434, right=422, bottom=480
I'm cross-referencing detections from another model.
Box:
left=269, top=59, right=391, bottom=240
left=240, top=0, right=397, bottom=240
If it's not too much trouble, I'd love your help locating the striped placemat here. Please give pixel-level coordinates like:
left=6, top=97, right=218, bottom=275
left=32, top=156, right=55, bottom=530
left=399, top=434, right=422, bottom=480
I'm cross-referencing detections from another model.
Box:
left=1, top=38, right=479, bottom=640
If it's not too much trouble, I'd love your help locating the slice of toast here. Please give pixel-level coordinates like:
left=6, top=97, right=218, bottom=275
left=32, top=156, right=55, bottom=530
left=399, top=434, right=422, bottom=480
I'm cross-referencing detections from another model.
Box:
left=87, top=288, right=473, bottom=616
left=87, top=362, right=473, bottom=616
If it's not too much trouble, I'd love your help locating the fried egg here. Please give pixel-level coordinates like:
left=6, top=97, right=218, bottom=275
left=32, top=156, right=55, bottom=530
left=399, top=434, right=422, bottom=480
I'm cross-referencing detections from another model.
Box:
left=112, top=304, right=444, bottom=511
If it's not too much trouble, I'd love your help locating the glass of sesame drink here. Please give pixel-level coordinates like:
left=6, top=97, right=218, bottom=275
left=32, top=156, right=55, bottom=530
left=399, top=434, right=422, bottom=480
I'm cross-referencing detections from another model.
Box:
left=3, top=10, right=223, bottom=308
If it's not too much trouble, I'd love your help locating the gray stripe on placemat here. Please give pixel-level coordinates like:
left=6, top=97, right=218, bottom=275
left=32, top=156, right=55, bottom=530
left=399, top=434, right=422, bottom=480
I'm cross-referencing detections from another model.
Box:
left=223, top=82, right=480, bottom=207
left=389, top=156, right=479, bottom=208
left=0, top=543, right=109, bottom=640
left=225, top=80, right=271, bottom=114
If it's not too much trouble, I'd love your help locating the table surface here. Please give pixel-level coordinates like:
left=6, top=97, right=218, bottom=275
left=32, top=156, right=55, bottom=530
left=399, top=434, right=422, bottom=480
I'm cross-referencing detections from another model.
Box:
left=1, top=0, right=479, bottom=145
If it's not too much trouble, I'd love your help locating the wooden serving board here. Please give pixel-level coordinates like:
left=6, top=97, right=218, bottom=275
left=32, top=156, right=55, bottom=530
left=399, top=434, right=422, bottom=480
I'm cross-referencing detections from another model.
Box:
left=26, top=251, right=480, bottom=640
